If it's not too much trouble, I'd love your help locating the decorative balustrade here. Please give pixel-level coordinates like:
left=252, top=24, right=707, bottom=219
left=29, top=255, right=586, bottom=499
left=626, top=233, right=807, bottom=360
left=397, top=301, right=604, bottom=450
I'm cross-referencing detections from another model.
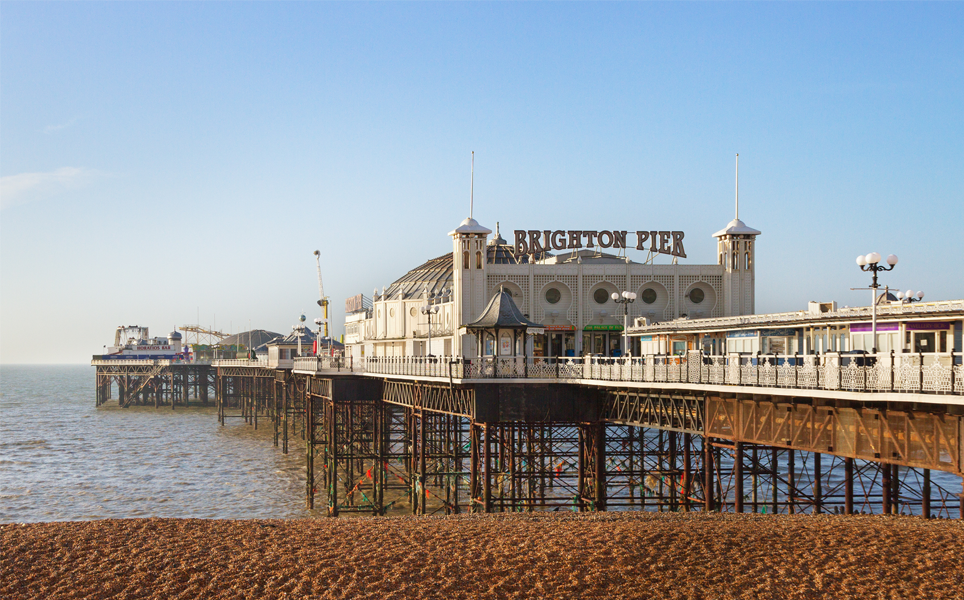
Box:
left=292, top=356, right=352, bottom=372
left=358, top=351, right=963, bottom=395
left=210, top=358, right=269, bottom=368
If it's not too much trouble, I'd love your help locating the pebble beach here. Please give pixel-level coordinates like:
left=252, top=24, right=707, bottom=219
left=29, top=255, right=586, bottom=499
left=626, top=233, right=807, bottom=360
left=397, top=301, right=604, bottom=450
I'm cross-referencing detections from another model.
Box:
left=3, top=512, right=963, bottom=600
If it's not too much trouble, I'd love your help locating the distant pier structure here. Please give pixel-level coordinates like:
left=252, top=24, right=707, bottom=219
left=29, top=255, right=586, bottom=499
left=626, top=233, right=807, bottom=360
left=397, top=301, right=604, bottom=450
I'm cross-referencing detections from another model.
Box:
left=92, top=325, right=225, bottom=407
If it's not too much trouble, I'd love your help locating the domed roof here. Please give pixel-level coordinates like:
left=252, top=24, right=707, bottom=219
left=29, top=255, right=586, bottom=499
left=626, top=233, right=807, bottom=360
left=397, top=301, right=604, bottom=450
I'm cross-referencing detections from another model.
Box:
left=712, top=218, right=761, bottom=238
left=381, top=253, right=453, bottom=301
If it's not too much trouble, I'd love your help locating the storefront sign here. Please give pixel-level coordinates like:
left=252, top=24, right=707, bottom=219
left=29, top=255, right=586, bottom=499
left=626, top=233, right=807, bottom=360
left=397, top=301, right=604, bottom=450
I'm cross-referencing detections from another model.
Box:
left=726, top=330, right=757, bottom=338
left=345, top=294, right=365, bottom=313
left=543, top=325, right=575, bottom=331
left=759, top=328, right=797, bottom=337
left=906, top=321, right=951, bottom=331
left=514, top=230, right=686, bottom=258
left=583, top=324, right=624, bottom=331
left=850, top=322, right=900, bottom=333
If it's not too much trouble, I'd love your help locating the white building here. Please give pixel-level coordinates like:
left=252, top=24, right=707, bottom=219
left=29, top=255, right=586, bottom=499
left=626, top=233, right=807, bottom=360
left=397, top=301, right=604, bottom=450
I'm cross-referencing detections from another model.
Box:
left=344, top=214, right=760, bottom=360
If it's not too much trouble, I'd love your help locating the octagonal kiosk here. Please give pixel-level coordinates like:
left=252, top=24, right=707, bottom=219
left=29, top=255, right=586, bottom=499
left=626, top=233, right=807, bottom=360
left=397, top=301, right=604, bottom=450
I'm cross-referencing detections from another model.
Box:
left=465, top=288, right=545, bottom=378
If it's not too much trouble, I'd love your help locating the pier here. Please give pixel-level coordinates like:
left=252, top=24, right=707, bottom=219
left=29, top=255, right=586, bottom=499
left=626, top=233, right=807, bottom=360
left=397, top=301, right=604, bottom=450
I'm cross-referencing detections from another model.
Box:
left=90, top=214, right=964, bottom=519
left=92, top=347, right=959, bottom=519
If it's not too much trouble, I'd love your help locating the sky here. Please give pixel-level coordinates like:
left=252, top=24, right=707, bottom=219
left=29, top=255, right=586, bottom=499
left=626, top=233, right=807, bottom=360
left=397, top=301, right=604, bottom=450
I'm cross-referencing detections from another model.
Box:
left=2, top=2, right=962, bottom=364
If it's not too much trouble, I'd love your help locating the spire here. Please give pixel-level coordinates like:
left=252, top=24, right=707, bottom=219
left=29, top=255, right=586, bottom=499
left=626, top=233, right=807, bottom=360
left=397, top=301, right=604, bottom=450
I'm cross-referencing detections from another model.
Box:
left=470, top=151, right=475, bottom=220
left=735, top=153, right=739, bottom=220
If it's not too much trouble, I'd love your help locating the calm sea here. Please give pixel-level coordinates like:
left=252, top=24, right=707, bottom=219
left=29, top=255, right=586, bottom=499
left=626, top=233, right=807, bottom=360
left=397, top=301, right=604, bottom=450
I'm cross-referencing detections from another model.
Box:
left=0, top=365, right=315, bottom=523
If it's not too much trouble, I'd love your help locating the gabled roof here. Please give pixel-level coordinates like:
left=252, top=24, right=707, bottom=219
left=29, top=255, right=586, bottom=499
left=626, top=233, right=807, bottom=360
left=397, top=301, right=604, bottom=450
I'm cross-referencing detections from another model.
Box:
left=465, top=289, right=545, bottom=330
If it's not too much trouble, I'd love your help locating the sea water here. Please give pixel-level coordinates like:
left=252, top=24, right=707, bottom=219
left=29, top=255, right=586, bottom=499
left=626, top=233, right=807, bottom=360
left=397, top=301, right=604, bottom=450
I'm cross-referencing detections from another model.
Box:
left=0, top=365, right=315, bottom=523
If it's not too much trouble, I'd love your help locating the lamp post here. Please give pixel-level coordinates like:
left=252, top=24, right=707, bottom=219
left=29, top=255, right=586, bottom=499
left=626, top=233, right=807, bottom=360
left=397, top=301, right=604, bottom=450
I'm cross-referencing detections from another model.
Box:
left=314, top=317, right=328, bottom=356
left=896, top=290, right=925, bottom=304
left=611, top=290, right=637, bottom=357
left=293, top=313, right=307, bottom=358
left=421, top=287, right=451, bottom=357
left=856, top=252, right=897, bottom=353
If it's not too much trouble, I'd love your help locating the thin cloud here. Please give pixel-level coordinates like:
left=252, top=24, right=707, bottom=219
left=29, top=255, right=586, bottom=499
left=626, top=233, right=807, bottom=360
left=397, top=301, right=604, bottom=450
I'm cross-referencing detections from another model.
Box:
left=0, top=167, right=98, bottom=210
left=43, top=118, right=78, bottom=134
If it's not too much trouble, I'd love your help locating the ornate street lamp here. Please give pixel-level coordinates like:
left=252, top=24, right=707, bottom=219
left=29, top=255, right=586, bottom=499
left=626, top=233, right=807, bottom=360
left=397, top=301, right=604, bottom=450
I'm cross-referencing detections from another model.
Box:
left=421, top=287, right=451, bottom=357
left=611, top=290, right=637, bottom=357
left=896, top=289, right=925, bottom=304
left=856, top=252, right=897, bottom=353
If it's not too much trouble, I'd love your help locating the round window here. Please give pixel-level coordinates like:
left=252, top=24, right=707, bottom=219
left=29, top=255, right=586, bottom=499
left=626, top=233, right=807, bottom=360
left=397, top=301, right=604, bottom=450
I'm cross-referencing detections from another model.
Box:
left=641, top=288, right=657, bottom=304
left=689, top=288, right=705, bottom=304
left=410, top=307, right=417, bottom=317
left=593, top=288, right=610, bottom=304
left=390, top=308, right=396, bottom=317
left=545, top=288, right=561, bottom=304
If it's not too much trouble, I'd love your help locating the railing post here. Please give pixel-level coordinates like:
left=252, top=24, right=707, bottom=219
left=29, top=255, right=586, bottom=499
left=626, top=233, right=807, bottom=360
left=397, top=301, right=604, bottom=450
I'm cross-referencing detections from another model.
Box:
left=890, top=350, right=895, bottom=391
left=919, top=351, right=924, bottom=391
left=794, top=352, right=799, bottom=388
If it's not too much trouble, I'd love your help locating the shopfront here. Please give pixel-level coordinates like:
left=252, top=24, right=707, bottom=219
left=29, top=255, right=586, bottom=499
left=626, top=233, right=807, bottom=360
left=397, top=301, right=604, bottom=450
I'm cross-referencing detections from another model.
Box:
left=533, top=325, right=576, bottom=357
left=583, top=324, right=624, bottom=356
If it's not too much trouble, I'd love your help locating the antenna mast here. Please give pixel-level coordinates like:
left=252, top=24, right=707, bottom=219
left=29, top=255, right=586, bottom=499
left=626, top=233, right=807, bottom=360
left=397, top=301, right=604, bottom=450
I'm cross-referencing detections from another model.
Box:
left=735, top=153, right=739, bottom=220
left=470, top=151, right=475, bottom=219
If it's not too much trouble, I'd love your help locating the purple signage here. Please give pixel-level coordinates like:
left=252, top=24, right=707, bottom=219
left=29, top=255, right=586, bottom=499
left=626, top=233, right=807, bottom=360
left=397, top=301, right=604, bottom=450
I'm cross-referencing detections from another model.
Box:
left=849, top=321, right=950, bottom=333
left=906, top=321, right=951, bottom=331
left=850, top=322, right=899, bottom=333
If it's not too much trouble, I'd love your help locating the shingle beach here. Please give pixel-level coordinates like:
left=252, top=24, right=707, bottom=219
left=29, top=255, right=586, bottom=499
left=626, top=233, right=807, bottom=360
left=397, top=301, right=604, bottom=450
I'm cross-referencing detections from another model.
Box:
left=3, top=512, right=962, bottom=600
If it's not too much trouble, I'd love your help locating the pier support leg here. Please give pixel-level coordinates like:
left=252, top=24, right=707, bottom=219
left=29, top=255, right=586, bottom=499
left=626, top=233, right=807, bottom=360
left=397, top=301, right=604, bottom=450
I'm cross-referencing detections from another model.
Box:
left=704, top=436, right=714, bottom=512
left=922, top=468, right=930, bottom=519
left=882, top=462, right=891, bottom=515
left=483, top=424, right=492, bottom=514
left=845, top=457, right=854, bottom=515
left=682, top=432, right=692, bottom=512
left=735, top=441, right=744, bottom=513
left=814, top=452, right=822, bottom=514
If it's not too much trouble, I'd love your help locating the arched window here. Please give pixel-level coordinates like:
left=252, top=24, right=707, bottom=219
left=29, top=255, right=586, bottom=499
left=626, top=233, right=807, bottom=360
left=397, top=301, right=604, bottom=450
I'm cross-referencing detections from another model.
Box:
left=732, top=252, right=738, bottom=270
left=476, top=251, right=482, bottom=269
left=463, top=251, right=469, bottom=269
left=745, top=252, right=750, bottom=270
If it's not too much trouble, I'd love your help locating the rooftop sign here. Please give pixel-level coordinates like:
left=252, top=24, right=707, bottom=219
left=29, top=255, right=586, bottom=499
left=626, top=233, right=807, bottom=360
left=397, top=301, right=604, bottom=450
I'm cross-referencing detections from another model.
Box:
left=514, top=230, right=686, bottom=258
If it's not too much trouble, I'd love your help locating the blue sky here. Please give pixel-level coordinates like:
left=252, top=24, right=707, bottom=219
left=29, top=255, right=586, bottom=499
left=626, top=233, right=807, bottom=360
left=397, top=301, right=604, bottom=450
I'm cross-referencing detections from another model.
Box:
left=2, top=2, right=962, bottom=363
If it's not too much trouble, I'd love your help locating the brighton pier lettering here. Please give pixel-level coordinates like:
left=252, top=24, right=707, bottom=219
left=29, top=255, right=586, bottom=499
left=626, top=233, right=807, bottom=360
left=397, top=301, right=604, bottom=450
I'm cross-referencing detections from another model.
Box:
left=514, top=230, right=686, bottom=258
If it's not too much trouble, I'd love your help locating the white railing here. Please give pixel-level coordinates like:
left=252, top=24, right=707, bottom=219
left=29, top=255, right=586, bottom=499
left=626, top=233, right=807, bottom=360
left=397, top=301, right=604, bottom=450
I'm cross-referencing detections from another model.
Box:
left=292, top=355, right=353, bottom=372
left=91, top=358, right=212, bottom=366
left=211, top=358, right=269, bottom=368
left=630, top=299, right=964, bottom=334
left=360, top=351, right=964, bottom=395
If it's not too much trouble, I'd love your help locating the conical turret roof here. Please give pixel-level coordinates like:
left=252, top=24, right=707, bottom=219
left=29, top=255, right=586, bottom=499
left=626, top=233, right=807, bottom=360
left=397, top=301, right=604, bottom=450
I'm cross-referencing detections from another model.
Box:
left=465, top=289, right=544, bottom=330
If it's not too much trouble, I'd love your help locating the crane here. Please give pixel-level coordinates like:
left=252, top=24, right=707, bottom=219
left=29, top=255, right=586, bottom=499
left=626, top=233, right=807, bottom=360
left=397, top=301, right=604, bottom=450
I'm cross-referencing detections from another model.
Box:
left=313, top=250, right=330, bottom=354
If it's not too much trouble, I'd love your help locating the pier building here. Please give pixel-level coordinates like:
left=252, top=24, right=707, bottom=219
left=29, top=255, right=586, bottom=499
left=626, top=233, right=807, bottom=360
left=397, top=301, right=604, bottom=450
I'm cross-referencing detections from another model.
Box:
left=344, top=213, right=760, bottom=362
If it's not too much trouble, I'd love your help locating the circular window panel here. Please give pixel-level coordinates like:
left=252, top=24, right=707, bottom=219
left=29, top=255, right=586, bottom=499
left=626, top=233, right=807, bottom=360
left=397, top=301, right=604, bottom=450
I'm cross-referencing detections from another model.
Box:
left=390, top=308, right=396, bottom=317
left=410, top=307, right=417, bottom=317
left=545, top=288, right=561, bottom=304
left=641, top=288, right=657, bottom=304
left=593, top=288, right=610, bottom=304
left=690, top=288, right=705, bottom=304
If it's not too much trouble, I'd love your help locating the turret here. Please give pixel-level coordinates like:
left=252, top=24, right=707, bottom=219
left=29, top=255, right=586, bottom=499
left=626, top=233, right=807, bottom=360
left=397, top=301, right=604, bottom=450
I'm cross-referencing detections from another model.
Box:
left=449, top=217, right=491, bottom=356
